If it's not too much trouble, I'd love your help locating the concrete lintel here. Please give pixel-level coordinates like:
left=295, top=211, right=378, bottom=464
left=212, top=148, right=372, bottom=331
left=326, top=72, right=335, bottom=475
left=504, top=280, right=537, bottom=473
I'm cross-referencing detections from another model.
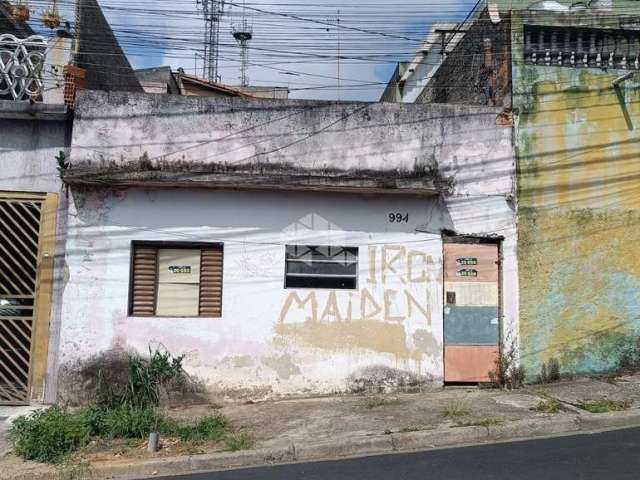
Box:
left=0, top=100, right=69, bottom=121
left=62, top=172, right=441, bottom=196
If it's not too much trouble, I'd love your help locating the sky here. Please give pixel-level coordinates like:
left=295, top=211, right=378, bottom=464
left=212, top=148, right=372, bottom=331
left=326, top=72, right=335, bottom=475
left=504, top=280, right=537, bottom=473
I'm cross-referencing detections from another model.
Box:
left=29, top=0, right=479, bottom=101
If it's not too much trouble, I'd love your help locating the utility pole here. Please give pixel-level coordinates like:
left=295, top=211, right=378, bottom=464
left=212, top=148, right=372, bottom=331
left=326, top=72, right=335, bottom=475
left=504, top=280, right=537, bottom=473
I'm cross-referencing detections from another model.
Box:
left=232, top=0, right=253, bottom=87
left=196, top=0, right=225, bottom=83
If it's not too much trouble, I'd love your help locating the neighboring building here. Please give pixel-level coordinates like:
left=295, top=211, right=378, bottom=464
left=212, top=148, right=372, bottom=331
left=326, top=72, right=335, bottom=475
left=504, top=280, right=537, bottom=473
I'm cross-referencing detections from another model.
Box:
left=379, top=62, right=410, bottom=103
left=75, top=0, right=143, bottom=92
left=414, top=0, right=640, bottom=378
left=54, top=91, right=516, bottom=401
left=512, top=8, right=640, bottom=376
left=380, top=23, right=467, bottom=103
left=0, top=0, right=141, bottom=405
left=136, top=67, right=289, bottom=99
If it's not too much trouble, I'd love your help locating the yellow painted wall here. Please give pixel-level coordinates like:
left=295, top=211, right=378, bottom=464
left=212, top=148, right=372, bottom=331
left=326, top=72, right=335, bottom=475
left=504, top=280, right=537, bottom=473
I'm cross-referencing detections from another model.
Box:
left=514, top=23, right=640, bottom=376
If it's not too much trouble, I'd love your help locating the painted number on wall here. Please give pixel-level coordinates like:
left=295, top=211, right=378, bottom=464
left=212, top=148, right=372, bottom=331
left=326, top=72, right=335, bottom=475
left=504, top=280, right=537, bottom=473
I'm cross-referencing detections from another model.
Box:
left=389, top=213, right=409, bottom=223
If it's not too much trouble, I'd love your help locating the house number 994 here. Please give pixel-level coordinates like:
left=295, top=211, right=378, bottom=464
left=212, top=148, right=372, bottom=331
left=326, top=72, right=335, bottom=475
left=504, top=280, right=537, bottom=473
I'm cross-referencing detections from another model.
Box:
left=389, top=213, right=409, bottom=223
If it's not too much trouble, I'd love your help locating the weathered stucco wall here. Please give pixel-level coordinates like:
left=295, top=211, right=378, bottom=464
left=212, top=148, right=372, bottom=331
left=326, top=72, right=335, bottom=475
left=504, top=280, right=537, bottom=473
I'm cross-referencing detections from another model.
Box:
left=0, top=103, right=70, bottom=403
left=56, top=95, right=517, bottom=399
left=68, top=91, right=509, bottom=196
left=56, top=187, right=518, bottom=400
left=0, top=116, right=66, bottom=193
left=513, top=13, right=640, bottom=377
left=58, top=190, right=443, bottom=398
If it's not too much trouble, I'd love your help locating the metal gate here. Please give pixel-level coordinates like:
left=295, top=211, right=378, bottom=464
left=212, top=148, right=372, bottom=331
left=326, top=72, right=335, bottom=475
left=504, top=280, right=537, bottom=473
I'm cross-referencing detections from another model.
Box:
left=0, top=195, right=47, bottom=404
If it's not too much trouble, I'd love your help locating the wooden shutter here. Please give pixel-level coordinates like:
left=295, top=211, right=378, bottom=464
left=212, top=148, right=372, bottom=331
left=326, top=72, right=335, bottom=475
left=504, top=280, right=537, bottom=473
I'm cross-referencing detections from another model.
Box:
left=199, top=247, right=223, bottom=317
left=130, top=246, right=158, bottom=316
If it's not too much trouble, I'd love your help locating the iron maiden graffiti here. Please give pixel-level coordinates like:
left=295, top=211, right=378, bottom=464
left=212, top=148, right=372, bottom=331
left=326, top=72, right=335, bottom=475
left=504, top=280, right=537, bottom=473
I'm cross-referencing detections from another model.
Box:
left=279, top=245, right=436, bottom=325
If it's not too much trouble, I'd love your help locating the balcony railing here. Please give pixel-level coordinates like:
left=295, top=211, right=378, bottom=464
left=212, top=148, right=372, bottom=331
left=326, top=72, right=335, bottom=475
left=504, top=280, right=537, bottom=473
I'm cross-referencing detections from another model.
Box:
left=0, top=33, right=47, bottom=101
left=524, top=25, right=640, bottom=70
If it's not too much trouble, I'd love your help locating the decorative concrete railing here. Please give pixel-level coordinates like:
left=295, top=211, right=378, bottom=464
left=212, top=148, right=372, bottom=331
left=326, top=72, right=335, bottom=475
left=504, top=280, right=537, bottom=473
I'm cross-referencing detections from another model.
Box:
left=524, top=25, right=640, bottom=70
left=0, top=34, right=47, bottom=101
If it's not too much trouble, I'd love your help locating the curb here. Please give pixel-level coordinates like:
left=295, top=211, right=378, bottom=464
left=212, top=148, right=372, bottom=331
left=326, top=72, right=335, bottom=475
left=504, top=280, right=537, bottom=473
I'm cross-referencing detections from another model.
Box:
left=577, top=410, right=640, bottom=431
left=5, top=412, right=640, bottom=480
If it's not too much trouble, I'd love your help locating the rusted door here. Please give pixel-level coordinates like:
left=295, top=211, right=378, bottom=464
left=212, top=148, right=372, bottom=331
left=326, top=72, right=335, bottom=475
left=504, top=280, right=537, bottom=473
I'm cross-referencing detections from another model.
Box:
left=443, top=243, right=500, bottom=383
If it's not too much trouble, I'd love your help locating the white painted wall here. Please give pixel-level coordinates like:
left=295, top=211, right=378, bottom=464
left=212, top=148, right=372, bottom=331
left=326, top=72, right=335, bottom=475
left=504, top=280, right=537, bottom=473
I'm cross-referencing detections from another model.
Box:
left=58, top=94, right=518, bottom=399
left=0, top=118, right=65, bottom=193
left=58, top=189, right=445, bottom=397
left=56, top=185, right=518, bottom=399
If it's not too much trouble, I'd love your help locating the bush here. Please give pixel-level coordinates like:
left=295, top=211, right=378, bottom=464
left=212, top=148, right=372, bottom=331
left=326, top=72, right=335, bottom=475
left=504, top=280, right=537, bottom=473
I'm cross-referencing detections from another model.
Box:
left=538, top=358, right=561, bottom=384
left=9, top=407, right=90, bottom=464
left=82, top=406, right=169, bottom=439
left=96, top=346, right=186, bottom=410
left=489, top=342, right=525, bottom=390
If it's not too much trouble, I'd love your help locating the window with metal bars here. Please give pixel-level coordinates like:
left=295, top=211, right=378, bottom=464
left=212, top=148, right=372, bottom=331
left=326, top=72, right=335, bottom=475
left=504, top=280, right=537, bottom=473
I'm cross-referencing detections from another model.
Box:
left=285, top=245, right=358, bottom=290
left=129, top=242, right=223, bottom=318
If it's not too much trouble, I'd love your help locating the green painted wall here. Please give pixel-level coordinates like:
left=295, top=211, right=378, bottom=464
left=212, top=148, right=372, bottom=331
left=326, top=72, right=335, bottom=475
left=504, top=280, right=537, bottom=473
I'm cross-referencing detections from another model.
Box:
left=512, top=11, right=640, bottom=377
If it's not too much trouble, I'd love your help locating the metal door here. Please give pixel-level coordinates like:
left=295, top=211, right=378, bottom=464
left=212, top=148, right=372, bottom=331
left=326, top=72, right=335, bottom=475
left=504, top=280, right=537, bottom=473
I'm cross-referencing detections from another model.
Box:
left=443, top=243, right=500, bottom=383
left=0, top=194, right=54, bottom=404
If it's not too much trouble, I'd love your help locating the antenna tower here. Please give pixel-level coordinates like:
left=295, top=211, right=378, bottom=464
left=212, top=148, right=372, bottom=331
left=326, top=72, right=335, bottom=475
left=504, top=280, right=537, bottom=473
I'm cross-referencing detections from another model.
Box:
left=197, top=0, right=225, bottom=83
left=232, top=0, right=253, bottom=87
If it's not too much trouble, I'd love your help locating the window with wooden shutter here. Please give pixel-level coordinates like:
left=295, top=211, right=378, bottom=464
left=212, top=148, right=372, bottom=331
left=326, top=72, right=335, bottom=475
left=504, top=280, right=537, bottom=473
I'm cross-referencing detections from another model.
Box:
left=129, top=243, right=223, bottom=318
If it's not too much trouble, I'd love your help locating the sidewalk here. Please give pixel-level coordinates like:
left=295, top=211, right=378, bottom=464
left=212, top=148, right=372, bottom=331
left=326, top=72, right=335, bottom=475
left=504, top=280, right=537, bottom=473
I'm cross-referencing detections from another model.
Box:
left=2, top=374, right=640, bottom=480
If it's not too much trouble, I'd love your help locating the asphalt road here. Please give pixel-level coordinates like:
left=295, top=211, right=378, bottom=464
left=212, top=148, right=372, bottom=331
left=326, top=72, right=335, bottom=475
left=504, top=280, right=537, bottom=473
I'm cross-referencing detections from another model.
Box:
left=155, top=427, right=640, bottom=480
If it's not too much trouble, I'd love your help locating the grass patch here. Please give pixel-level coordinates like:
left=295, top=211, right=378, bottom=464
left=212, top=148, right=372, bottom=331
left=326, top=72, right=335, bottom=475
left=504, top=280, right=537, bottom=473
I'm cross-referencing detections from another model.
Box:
left=532, top=398, right=564, bottom=414
left=441, top=401, right=470, bottom=419
left=399, top=426, right=422, bottom=433
left=365, top=396, right=400, bottom=409
left=224, top=432, right=255, bottom=451
left=82, top=406, right=169, bottom=439
left=577, top=399, right=632, bottom=414
left=10, top=407, right=244, bottom=464
left=175, top=414, right=231, bottom=442
left=9, top=407, right=90, bottom=464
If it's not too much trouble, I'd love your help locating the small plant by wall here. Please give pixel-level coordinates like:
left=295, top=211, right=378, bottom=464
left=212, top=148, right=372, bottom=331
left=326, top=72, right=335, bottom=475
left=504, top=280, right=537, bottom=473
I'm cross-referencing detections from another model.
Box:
left=11, top=346, right=252, bottom=464
left=489, top=342, right=525, bottom=390
left=537, top=358, right=561, bottom=384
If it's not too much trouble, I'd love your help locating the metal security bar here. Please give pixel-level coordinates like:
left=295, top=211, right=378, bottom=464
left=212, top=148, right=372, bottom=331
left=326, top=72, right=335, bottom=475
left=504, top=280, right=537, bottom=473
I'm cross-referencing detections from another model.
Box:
left=285, top=245, right=358, bottom=290
left=0, top=197, right=43, bottom=404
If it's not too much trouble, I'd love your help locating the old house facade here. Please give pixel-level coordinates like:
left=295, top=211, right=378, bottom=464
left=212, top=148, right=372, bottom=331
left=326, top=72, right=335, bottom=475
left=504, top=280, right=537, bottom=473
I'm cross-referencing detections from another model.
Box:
left=513, top=8, right=640, bottom=376
left=0, top=0, right=143, bottom=405
left=385, top=0, right=640, bottom=378
left=53, top=91, right=517, bottom=399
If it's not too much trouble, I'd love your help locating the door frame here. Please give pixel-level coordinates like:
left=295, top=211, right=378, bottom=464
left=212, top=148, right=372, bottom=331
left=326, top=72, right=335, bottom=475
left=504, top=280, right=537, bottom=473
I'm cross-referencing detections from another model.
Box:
left=441, top=234, right=504, bottom=384
left=0, top=191, right=58, bottom=404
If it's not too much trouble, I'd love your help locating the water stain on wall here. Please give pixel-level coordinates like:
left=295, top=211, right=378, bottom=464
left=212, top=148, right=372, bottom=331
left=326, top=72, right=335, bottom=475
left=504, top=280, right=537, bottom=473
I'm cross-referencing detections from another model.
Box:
left=261, top=354, right=301, bottom=380
left=274, top=320, right=411, bottom=359
left=515, top=66, right=640, bottom=376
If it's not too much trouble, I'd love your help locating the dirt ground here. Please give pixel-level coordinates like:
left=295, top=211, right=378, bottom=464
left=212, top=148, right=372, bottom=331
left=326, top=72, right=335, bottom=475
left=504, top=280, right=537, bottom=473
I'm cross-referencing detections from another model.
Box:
left=2, top=374, right=640, bottom=477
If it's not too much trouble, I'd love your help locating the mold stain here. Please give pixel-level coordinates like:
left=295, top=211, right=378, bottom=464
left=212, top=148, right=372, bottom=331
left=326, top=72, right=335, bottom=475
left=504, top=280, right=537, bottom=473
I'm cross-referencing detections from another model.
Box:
left=515, top=66, right=640, bottom=376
